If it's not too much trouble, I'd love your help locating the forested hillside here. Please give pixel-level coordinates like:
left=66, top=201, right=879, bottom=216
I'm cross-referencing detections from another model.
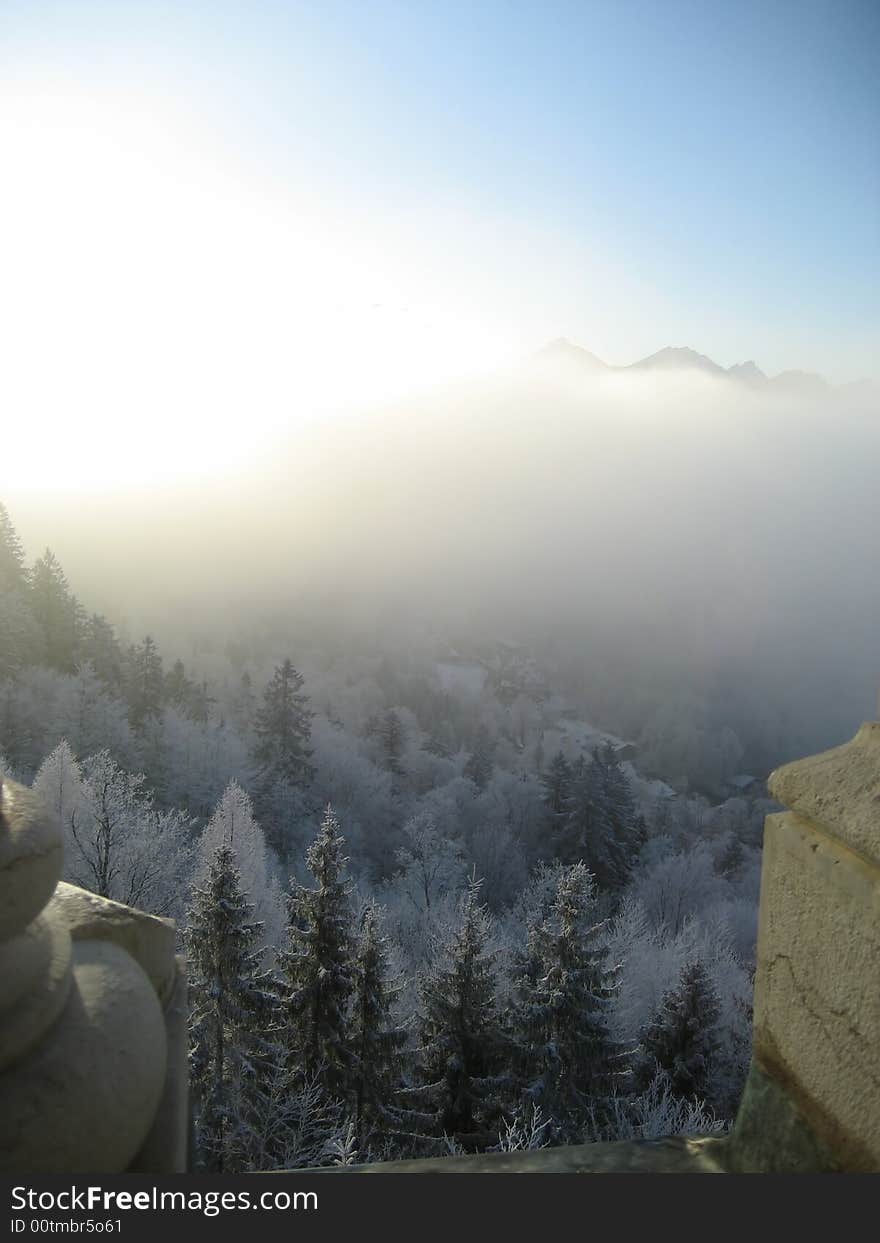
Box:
left=2, top=500, right=767, bottom=1168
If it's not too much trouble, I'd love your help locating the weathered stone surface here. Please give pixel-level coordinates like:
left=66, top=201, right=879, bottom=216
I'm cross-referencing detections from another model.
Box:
left=750, top=809, right=880, bottom=1170
left=768, top=722, right=880, bottom=866
left=728, top=1062, right=839, bottom=1172
left=127, top=956, right=190, bottom=1174
left=0, top=912, right=73, bottom=1072
left=301, top=1136, right=728, bottom=1174
left=0, top=777, right=63, bottom=941
left=48, top=881, right=178, bottom=1006
left=0, top=939, right=168, bottom=1174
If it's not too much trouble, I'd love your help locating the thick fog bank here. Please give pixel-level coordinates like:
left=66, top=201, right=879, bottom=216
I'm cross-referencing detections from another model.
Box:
left=9, top=366, right=879, bottom=769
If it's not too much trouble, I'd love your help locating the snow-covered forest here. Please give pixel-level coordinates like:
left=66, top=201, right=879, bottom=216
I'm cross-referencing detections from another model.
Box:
left=1, top=499, right=772, bottom=1169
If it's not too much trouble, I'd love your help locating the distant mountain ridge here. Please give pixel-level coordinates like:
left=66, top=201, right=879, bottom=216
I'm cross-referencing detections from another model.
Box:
left=535, top=338, right=870, bottom=393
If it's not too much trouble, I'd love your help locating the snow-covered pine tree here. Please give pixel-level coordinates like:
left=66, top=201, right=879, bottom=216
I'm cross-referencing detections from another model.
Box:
left=80, top=613, right=124, bottom=691
left=196, top=780, right=286, bottom=954
left=253, top=659, right=315, bottom=789
left=380, top=709, right=405, bottom=779
left=349, top=901, right=407, bottom=1147
left=0, top=504, right=37, bottom=680
left=125, top=635, right=164, bottom=730
left=412, top=875, right=507, bottom=1150
left=164, top=658, right=195, bottom=714
left=187, top=844, right=280, bottom=1172
left=278, top=806, right=355, bottom=1096
left=541, top=750, right=572, bottom=822
left=595, top=742, right=639, bottom=869
left=510, top=862, right=620, bottom=1137
left=0, top=502, right=27, bottom=594
left=463, top=725, right=494, bottom=792
left=555, top=750, right=632, bottom=890
left=28, top=549, right=84, bottom=674
left=635, top=959, right=722, bottom=1106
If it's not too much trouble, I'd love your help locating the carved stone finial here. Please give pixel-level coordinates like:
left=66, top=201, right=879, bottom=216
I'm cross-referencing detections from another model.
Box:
left=0, top=772, right=187, bottom=1174
left=768, top=722, right=880, bottom=865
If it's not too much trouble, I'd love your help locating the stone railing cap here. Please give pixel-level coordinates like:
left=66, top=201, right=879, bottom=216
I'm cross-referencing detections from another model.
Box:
left=768, top=722, right=880, bottom=866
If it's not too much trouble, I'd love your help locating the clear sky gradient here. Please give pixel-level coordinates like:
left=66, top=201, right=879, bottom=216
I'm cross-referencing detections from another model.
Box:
left=1, top=1, right=877, bottom=489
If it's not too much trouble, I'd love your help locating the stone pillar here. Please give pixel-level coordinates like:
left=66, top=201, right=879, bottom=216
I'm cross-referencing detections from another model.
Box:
left=0, top=774, right=188, bottom=1174
left=729, top=723, right=880, bottom=1172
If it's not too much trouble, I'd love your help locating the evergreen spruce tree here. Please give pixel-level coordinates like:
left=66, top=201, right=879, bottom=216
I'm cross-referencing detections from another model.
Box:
left=187, top=845, right=279, bottom=1172
left=126, top=635, right=164, bottom=729
left=596, top=742, right=639, bottom=862
left=541, top=750, right=572, bottom=821
left=463, top=726, right=494, bottom=792
left=278, top=807, right=354, bottom=1096
left=349, top=901, right=407, bottom=1146
left=380, top=709, right=405, bottom=779
left=0, top=501, right=35, bottom=680
left=28, top=549, right=84, bottom=673
left=413, top=876, right=507, bottom=1149
left=0, top=588, right=37, bottom=680
left=510, top=862, right=620, bottom=1136
left=164, top=657, right=194, bottom=711
left=555, top=750, right=633, bottom=890
left=0, top=502, right=27, bottom=593
left=635, top=960, right=722, bottom=1105
left=81, top=613, right=124, bottom=689
left=253, top=659, right=315, bottom=789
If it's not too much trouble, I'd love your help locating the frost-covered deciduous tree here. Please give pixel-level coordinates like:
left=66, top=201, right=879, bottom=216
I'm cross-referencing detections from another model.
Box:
left=596, top=1070, right=725, bottom=1142
left=310, top=717, right=396, bottom=873
left=238, top=1065, right=347, bottom=1171
left=56, top=662, right=133, bottom=761
left=629, top=842, right=726, bottom=935
left=187, top=845, right=280, bottom=1172
left=278, top=806, right=355, bottom=1095
left=32, top=739, right=83, bottom=841
left=494, top=1102, right=552, bottom=1152
left=392, top=812, right=466, bottom=918
left=383, top=811, right=468, bottom=971
left=35, top=744, right=195, bottom=918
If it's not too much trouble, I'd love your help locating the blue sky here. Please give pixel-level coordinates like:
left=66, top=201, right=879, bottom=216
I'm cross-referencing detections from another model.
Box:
left=1, top=0, right=878, bottom=400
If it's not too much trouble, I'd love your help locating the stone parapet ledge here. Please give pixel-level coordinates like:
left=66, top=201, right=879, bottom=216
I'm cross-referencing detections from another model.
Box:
left=280, top=1136, right=729, bottom=1174
left=726, top=722, right=880, bottom=1171
left=0, top=774, right=188, bottom=1174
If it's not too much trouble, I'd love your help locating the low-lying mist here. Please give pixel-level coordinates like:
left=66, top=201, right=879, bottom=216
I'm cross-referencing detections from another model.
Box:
left=9, top=360, right=880, bottom=767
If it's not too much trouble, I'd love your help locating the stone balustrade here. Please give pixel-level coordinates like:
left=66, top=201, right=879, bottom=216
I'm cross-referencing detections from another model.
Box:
left=0, top=775, right=188, bottom=1174
left=2, top=721, right=878, bottom=1174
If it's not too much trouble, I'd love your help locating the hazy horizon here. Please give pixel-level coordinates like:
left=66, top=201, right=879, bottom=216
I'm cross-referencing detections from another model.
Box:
left=2, top=0, right=878, bottom=497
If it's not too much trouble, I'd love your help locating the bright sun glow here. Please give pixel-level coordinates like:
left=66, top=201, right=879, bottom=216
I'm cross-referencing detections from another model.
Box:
left=0, top=86, right=511, bottom=495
